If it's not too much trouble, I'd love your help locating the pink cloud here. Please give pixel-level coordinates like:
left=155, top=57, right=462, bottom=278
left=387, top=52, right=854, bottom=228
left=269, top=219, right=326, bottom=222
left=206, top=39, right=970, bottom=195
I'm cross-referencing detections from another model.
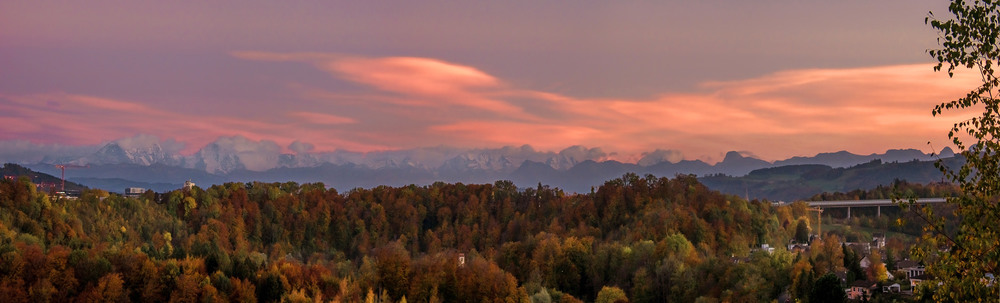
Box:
left=230, top=54, right=985, bottom=160
left=0, top=92, right=379, bottom=154
left=328, top=57, right=499, bottom=95
left=235, top=52, right=530, bottom=117
left=3, top=53, right=985, bottom=163
left=288, top=111, right=356, bottom=125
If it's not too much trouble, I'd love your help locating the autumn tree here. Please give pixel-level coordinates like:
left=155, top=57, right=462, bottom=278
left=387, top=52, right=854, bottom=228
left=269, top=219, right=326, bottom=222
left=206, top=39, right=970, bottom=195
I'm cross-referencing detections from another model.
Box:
left=866, top=250, right=888, bottom=283
left=912, top=0, right=1000, bottom=300
left=594, top=286, right=628, bottom=303
left=0, top=170, right=809, bottom=302
left=373, top=241, right=411, bottom=301
left=78, top=273, right=128, bottom=303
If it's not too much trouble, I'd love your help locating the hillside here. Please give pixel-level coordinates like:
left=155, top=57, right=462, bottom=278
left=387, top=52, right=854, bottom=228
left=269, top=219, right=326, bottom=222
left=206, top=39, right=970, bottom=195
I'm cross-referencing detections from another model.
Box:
left=0, top=163, right=87, bottom=192
left=0, top=172, right=823, bottom=302
left=700, top=157, right=961, bottom=201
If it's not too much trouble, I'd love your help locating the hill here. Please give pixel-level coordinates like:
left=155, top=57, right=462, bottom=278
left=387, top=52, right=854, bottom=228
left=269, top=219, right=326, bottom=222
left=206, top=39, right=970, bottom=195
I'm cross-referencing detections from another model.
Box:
left=0, top=173, right=818, bottom=302
left=700, top=157, right=960, bottom=201
left=0, top=163, right=87, bottom=192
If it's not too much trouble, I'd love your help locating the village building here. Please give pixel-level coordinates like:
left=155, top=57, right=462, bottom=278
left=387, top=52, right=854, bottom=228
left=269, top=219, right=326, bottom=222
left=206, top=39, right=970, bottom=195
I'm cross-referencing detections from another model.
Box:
left=846, top=280, right=877, bottom=300
left=124, top=187, right=146, bottom=198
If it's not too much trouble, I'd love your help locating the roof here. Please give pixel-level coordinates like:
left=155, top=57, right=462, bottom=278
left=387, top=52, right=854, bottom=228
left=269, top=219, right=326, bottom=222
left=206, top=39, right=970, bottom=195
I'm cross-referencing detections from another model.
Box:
left=851, top=280, right=877, bottom=288
left=911, top=274, right=933, bottom=280
left=897, top=260, right=920, bottom=268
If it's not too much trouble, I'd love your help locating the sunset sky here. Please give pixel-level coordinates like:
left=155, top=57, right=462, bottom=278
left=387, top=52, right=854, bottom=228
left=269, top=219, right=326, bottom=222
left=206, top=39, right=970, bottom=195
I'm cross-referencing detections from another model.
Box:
left=0, top=1, right=982, bottom=163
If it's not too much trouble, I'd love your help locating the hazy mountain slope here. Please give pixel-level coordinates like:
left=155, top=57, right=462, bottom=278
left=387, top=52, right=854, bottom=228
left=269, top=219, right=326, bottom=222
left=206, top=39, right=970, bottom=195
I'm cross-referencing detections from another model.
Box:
left=700, top=157, right=961, bottom=201
left=18, top=142, right=960, bottom=200
left=0, top=163, right=87, bottom=192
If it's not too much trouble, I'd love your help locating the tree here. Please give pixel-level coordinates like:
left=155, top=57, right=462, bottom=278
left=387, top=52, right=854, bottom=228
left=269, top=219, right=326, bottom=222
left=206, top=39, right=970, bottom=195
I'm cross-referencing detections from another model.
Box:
left=866, top=250, right=888, bottom=283
left=229, top=278, right=257, bottom=303
left=915, top=1, right=1000, bottom=300
left=594, top=286, right=628, bottom=303
left=794, top=220, right=810, bottom=244
left=373, top=242, right=411, bottom=302
left=256, top=271, right=287, bottom=303
left=809, top=273, right=844, bottom=303
left=790, top=259, right=814, bottom=302
left=842, top=245, right=864, bottom=284
left=79, top=273, right=128, bottom=303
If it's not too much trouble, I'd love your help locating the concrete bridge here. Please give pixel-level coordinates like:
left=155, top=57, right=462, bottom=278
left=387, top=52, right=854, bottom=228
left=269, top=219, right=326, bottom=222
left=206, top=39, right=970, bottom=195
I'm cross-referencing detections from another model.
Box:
left=805, top=198, right=948, bottom=218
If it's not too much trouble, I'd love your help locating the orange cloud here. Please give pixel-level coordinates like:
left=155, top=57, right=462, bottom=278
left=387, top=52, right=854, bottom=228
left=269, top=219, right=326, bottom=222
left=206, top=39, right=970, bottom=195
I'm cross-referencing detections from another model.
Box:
left=4, top=54, right=985, bottom=163
left=328, top=57, right=499, bottom=95
left=235, top=52, right=531, bottom=117
left=288, top=111, right=356, bottom=125
left=0, top=92, right=381, bottom=154
left=229, top=53, right=983, bottom=161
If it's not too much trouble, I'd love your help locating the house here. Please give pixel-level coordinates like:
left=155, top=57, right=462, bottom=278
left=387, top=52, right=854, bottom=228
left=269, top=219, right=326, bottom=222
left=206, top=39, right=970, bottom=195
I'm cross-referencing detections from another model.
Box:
left=897, top=260, right=925, bottom=279
left=911, top=274, right=931, bottom=289
left=882, top=283, right=901, bottom=293
left=788, top=244, right=809, bottom=254
left=755, top=244, right=775, bottom=254
left=846, top=280, right=877, bottom=300
left=183, top=180, right=196, bottom=190
left=872, top=235, right=886, bottom=249
left=124, top=187, right=146, bottom=198
left=859, top=256, right=872, bottom=269
left=845, top=242, right=872, bottom=255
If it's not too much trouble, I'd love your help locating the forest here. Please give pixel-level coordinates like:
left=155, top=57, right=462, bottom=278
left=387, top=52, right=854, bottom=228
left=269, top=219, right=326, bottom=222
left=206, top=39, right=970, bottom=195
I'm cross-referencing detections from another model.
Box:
left=0, top=170, right=928, bottom=302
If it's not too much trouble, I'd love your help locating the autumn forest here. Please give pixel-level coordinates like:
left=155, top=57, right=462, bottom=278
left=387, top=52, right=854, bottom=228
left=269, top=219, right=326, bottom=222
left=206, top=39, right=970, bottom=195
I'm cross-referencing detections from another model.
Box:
left=0, top=171, right=943, bottom=302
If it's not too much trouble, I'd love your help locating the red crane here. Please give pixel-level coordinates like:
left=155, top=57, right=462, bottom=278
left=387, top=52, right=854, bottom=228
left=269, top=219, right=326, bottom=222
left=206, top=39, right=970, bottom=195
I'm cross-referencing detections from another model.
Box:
left=53, top=164, right=88, bottom=193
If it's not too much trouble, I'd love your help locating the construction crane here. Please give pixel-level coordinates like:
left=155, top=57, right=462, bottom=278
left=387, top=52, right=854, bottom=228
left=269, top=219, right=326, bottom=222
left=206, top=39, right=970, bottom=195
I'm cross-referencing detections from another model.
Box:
left=808, top=207, right=824, bottom=239
left=53, top=164, right=88, bottom=193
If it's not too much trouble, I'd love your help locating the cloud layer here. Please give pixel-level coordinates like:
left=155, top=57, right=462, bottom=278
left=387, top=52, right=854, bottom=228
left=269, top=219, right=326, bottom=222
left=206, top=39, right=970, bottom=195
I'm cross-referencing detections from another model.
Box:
left=0, top=52, right=980, bottom=163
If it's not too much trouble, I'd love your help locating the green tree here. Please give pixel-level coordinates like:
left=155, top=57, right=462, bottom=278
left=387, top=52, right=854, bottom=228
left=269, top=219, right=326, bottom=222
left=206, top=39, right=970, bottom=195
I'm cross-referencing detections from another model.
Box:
left=795, top=219, right=810, bottom=244
left=809, top=273, right=844, bottom=303
left=256, top=271, right=287, bottom=303
left=842, top=245, right=864, bottom=284
left=914, top=1, right=1000, bottom=300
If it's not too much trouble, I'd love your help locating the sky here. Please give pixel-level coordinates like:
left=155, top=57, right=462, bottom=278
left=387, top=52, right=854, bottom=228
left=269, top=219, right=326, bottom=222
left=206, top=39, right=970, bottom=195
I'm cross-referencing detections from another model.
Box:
left=0, top=1, right=983, bottom=163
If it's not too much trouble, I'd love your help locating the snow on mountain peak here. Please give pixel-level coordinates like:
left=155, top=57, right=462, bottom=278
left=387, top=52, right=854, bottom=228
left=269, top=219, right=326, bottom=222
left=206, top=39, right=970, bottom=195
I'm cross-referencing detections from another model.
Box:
left=79, top=135, right=181, bottom=166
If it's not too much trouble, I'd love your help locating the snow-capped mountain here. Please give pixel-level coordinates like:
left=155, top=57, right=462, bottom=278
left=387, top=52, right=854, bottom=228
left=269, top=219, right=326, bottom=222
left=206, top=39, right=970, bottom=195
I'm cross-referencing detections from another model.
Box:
left=189, top=136, right=280, bottom=174
left=77, top=135, right=182, bottom=166
left=441, top=153, right=515, bottom=172
left=3, top=134, right=955, bottom=180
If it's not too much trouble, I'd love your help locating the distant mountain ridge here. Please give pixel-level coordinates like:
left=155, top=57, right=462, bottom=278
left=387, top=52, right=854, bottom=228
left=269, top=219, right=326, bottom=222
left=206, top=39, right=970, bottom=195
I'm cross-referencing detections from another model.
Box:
left=6, top=135, right=957, bottom=198
left=45, top=135, right=950, bottom=175
left=21, top=151, right=960, bottom=202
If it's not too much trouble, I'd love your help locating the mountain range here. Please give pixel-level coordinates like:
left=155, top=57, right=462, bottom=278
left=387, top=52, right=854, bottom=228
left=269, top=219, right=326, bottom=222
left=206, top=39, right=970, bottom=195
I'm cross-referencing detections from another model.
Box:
left=3, top=135, right=958, bottom=201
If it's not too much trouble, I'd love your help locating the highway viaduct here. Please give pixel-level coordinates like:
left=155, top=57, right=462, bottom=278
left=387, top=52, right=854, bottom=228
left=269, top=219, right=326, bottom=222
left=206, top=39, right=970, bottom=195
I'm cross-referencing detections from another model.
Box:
left=804, top=198, right=948, bottom=218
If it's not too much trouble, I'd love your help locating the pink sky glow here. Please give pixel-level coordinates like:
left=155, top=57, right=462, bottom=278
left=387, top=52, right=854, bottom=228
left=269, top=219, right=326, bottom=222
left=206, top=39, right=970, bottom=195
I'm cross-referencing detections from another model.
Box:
left=0, top=55, right=979, bottom=162
left=0, top=1, right=977, bottom=163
